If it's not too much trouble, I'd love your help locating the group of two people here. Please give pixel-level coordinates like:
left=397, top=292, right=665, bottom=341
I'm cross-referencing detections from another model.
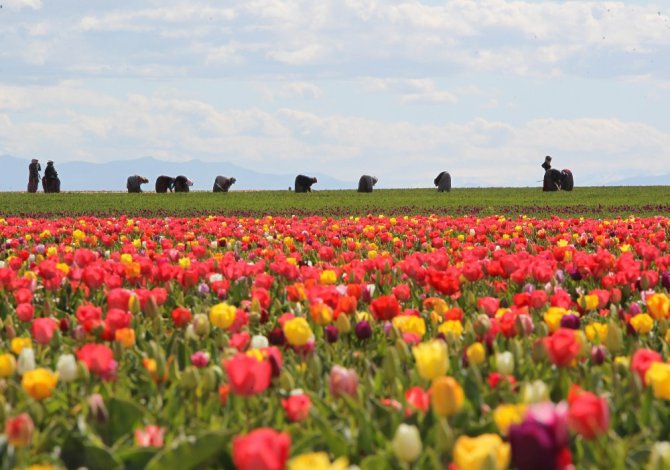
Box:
left=127, top=175, right=236, bottom=193
left=28, top=159, right=60, bottom=193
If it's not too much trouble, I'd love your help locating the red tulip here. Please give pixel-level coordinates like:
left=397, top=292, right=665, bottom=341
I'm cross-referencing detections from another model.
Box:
left=225, top=353, right=272, bottom=396
left=567, top=386, right=609, bottom=439
left=5, top=413, right=34, bottom=448
left=544, top=329, right=581, bottom=367
left=281, top=392, right=312, bottom=422
left=31, top=318, right=58, bottom=345
left=232, top=428, right=290, bottom=470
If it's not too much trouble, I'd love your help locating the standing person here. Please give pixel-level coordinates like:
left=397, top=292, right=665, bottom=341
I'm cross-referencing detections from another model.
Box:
left=27, top=159, right=41, bottom=193
left=42, top=160, right=60, bottom=193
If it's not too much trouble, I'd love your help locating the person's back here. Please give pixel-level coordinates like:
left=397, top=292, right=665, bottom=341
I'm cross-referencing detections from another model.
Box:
left=294, top=175, right=317, bottom=193
left=155, top=176, right=175, bottom=193
left=174, top=175, right=193, bottom=192
left=127, top=175, right=148, bottom=193
left=213, top=176, right=236, bottom=192
left=357, top=175, right=378, bottom=193
left=434, top=171, right=451, bottom=192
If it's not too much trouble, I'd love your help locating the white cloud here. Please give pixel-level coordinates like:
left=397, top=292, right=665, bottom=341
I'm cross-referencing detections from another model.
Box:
left=2, top=0, right=41, bottom=11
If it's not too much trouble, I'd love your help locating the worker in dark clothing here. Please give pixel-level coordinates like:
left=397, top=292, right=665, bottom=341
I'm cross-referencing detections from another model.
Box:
left=213, top=176, right=236, bottom=192
left=434, top=171, right=451, bottom=192
left=42, top=160, right=60, bottom=193
left=294, top=175, right=317, bottom=193
left=127, top=175, right=149, bottom=193
left=357, top=175, right=378, bottom=193
left=28, top=159, right=41, bottom=193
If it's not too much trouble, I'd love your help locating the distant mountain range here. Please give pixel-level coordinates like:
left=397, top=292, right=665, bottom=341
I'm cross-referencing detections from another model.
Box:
left=1, top=154, right=667, bottom=191
left=0, top=155, right=348, bottom=191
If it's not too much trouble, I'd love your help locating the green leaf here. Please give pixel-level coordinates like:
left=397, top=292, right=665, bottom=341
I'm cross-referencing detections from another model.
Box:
left=116, top=447, right=159, bottom=470
left=61, top=435, right=122, bottom=470
left=145, top=430, right=230, bottom=470
left=95, top=397, right=145, bottom=446
left=360, top=455, right=391, bottom=470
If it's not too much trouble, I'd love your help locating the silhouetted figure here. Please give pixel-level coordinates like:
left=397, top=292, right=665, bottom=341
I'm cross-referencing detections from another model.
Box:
left=434, top=171, right=451, bottom=192
left=155, top=176, right=175, bottom=193
left=294, top=175, right=317, bottom=193
left=174, top=175, right=193, bottom=192
left=42, top=161, right=60, bottom=193
left=542, top=156, right=574, bottom=191
left=357, top=175, right=378, bottom=193
left=127, top=175, right=149, bottom=193
left=28, top=159, right=41, bottom=193
left=213, top=176, right=236, bottom=192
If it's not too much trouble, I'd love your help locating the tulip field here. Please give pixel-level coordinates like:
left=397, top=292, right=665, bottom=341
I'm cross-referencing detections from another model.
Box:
left=1, top=190, right=670, bottom=469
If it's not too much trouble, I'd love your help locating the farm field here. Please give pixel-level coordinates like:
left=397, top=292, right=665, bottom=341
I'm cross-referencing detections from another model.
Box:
left=0, top=190, right=670, bottom=469
left=1, top=185, right=669, bottom=218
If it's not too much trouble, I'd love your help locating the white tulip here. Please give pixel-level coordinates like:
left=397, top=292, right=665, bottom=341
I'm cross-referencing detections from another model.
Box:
left=250, top=335, right=269, bottom=349
left=496, top=351, right=515, bottom=375
left=57, top=354, right=78, bottom=382
left=17, top=348, right=36, bottom=374
left=392, top=424, right=422, bottom=463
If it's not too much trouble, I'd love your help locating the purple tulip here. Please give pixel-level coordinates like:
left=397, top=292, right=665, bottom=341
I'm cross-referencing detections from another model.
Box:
left=591, top=345, right=606, bottom=365
left=628, top=303, right=641, bottom=316
left=559, top=314, right=580, bottom=330
left=324, top=325, right=339, bottom=343
left=355, top=320, right=372, bottom=340
left=509, top=402, right=569, bottom=470
left=662, top=272, right=670, bottom=290
left=268, top=327, right=285, bottom=346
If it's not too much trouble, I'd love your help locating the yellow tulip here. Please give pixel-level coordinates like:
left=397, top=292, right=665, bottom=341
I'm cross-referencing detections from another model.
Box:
left=630, top=313, right=654, bottom=334
left=466, top=342, right=486, bottom=366
left=430, top=376, right=464, bottom=417
left=493, top=404, right=526, bottom=435
left=0, top=353, right=17, bottom=377
left=453, top=434, right=511, bottom=470
left=646, top=362, right=670, bottom=400
left=288, top=452, right=348, bottom=470
left=21, top=368, right=58, bottom=400
left=412, top=340, right=448, bottom=380
left=283, top=317, right=313, bottom=347
left=647, top=293, right=670, bottom=320
left=209, top=303, right=237, bottom=329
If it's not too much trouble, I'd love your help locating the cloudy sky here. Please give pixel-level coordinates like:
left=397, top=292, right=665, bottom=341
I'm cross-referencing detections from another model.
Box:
left=1, top=0, right=669, bottom=187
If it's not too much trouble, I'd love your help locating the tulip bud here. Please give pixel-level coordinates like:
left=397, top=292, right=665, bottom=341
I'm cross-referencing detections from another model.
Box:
left=531, top=339, right=547, bottom=364
left=605, top=321, right=624, bottom=354
left=648, top=441, right=670, bottom=470
left=335, top=314, right=351, bottom=334
left=392, top=424, right=422, bottom=463
left=17, top=348, right=35, bottom=375
left=515, top=315, right=534, bottom=337
left=192, top=313, right=210, bottom=337
left=430, top=376, right=464, bottom=417
left=473, top=314, right=491, bottom=337
left=143, top=295, right=160, bottom=318
left=396, top=338, right=411, bottom=362
left=496, top=352, right=514, bottom=375
left=180, top=366, right=199, bottom=391
left=4, top=413, right=34, bottom=448
left=200, top=367, right=218, bottom=391
left=88, top=393, right=108, bottom=424
left=329, top=365, right=358, bottom=398
left=57, top=354, right=78, bottom=382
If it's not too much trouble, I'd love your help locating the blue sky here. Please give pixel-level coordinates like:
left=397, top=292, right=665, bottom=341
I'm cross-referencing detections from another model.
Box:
left=1, top=0, right=669, bottom=187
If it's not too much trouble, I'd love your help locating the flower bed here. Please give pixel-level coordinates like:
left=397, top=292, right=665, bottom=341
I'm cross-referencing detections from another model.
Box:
left=0, top=214, right=669, bottom=469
